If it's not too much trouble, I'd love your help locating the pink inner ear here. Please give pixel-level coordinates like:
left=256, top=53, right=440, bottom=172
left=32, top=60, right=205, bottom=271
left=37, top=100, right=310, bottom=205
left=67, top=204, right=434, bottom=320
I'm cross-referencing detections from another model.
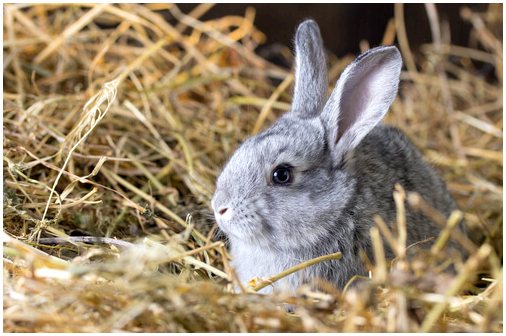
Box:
left=336, top=80, right=372, bottom=142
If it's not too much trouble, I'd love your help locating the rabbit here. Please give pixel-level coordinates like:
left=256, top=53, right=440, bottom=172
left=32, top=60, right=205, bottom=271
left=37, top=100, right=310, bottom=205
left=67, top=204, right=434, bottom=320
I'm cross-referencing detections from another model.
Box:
left=211, top=20, right=461, bottom=294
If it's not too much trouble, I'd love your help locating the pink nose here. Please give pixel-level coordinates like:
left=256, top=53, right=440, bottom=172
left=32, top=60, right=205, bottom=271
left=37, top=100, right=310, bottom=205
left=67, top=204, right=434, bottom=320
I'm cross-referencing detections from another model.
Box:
left=218, top=207, right=228, bottom=216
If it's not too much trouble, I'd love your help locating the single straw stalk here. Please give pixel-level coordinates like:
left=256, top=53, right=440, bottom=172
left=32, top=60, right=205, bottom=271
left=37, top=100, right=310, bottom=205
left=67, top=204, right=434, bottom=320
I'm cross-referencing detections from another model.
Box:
left=250, top=252, right=342, bottom=292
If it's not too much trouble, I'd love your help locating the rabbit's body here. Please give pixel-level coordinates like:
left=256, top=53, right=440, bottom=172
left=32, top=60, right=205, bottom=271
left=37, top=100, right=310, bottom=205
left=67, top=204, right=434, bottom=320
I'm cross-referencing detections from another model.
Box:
left=212, top=20, right=460, bottom=293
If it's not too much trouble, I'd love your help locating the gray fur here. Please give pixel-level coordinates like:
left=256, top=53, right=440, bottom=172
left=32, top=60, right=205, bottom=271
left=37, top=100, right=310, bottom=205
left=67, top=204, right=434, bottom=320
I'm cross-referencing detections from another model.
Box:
left=212, top=20, right=460, bottom=294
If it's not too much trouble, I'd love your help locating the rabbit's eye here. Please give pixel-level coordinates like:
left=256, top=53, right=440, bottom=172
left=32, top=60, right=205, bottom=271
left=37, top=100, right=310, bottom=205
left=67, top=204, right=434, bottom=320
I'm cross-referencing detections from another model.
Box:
left=272, top=165, right=293, bottom=185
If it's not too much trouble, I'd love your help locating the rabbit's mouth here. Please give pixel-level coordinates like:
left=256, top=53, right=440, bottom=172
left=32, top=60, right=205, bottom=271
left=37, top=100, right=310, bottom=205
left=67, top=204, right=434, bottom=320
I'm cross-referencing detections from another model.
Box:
left=214, top=211, right=275, bottom=247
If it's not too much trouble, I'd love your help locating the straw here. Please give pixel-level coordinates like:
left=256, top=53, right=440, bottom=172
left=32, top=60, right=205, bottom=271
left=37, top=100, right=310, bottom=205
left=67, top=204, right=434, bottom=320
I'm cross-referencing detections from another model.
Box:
left=3, top=4, right=502, bottom=332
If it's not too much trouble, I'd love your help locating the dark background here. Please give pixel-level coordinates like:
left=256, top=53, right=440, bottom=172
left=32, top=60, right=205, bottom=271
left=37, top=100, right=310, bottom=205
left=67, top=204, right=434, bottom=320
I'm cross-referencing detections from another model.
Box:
left=177, top=3, right=487, bottom=57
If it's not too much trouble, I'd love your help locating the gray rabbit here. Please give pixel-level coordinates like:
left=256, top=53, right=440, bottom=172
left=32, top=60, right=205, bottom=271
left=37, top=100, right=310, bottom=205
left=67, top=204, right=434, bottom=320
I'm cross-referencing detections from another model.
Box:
left=212, top=20, right=460, bottom=293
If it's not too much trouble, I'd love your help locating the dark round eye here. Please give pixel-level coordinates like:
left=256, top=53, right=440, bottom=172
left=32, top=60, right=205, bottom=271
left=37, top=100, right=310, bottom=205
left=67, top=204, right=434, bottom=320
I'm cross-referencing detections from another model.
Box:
left=272, top=165, right=293, bottom=185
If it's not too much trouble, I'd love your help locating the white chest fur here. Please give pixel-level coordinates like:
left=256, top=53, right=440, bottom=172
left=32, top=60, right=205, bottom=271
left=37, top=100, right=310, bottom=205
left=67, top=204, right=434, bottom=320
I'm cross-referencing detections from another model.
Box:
left=231, top=243, right=302, bottom=294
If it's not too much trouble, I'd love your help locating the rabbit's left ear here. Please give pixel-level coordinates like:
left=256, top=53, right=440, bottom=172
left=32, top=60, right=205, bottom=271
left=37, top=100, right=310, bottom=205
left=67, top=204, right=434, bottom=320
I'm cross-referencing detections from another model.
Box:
left=321, top=46, right=402, bottom=164
left=291, top=20, right=328, bottom=118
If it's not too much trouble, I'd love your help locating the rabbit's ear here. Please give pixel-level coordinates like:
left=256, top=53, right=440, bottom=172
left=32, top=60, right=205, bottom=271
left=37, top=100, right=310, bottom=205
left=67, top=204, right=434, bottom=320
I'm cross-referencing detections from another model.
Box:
left=291, top=20, right=328, bottom=118
left=321, top=46, right=402, bottom=163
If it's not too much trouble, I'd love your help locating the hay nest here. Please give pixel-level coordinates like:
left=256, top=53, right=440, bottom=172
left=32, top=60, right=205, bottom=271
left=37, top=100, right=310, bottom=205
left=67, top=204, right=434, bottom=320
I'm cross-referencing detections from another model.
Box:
left=3, top=3, right=502, bottom=332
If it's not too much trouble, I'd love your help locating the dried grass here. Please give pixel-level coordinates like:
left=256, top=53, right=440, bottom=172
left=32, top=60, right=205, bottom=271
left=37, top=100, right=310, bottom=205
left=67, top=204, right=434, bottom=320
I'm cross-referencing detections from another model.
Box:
left=3, top=3, right=502, bottom=332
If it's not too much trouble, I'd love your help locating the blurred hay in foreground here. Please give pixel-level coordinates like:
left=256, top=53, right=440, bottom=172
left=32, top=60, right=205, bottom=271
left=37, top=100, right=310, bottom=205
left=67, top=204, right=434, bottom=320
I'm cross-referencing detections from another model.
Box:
left=3, top=3, right=502, bottom=332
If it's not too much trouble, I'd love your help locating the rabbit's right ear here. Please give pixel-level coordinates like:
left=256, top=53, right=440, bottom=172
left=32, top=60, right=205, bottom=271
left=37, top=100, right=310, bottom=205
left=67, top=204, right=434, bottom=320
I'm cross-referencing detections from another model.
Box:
left=291, top=20, right=328, bottom=118
left=321, top=46, right=402, bottom=164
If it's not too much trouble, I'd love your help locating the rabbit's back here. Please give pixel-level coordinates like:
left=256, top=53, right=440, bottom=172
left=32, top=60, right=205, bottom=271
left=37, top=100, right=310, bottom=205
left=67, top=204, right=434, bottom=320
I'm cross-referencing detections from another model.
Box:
left=342, top=124, right=459, bottom=259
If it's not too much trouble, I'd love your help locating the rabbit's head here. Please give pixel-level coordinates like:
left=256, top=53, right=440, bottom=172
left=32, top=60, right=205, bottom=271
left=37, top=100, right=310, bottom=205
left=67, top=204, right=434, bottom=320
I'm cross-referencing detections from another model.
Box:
left=212, top=20, right=402, bottom=251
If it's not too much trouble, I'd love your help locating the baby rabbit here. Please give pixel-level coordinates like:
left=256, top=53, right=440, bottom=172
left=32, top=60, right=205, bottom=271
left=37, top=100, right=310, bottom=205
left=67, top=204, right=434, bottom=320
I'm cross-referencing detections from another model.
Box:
left=212, top=20, right=460, bottom=293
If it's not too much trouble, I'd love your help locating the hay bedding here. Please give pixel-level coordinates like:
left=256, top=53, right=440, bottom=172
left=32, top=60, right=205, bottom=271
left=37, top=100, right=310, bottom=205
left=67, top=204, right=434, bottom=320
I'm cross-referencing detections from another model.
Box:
left=2, top=3, right=502, bottom=332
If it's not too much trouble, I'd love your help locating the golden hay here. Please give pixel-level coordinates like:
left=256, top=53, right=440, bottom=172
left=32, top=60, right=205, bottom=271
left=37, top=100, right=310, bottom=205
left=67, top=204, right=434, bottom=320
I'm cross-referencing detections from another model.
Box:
left=3, top=3, right=502, bottom=332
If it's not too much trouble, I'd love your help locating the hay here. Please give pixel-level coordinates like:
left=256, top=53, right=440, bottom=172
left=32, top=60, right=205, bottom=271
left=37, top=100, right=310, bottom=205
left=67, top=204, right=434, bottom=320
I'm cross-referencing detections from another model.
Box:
left=3, top=3, right=502, bottom=332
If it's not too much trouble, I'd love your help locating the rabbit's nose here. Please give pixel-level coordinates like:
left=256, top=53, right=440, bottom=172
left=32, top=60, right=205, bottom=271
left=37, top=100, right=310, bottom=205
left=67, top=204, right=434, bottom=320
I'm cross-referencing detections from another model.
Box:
left=216, top=206, right=233, bottom=221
